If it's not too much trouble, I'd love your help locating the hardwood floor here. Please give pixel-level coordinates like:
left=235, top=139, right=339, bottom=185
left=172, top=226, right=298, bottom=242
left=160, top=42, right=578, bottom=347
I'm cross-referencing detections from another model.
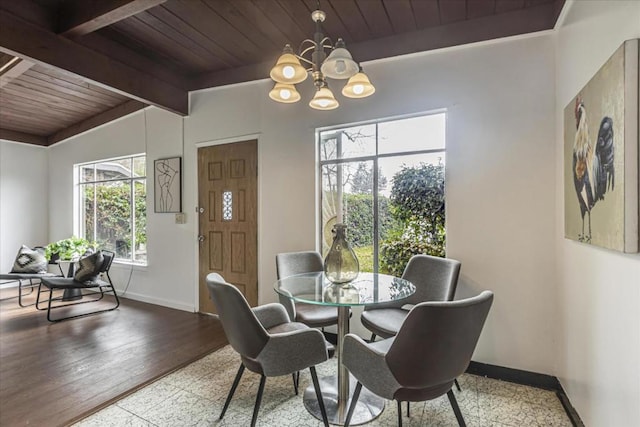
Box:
left=0, top=288, right=227, bottom=427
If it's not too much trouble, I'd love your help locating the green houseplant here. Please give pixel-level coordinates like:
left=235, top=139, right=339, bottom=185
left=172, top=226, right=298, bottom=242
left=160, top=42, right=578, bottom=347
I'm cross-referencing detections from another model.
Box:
left=45, top=237, right=96, bottom=261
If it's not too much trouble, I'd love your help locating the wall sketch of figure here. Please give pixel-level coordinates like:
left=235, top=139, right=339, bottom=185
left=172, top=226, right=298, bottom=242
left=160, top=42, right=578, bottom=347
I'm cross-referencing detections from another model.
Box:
left=156, top=160, right=178, bottom=211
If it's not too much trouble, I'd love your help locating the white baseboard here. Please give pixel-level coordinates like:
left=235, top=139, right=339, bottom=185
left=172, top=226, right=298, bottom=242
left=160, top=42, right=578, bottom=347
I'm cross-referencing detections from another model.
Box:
left=0, top=281, right=19, bottom=289
left=117, top=289, right=195, bottom=312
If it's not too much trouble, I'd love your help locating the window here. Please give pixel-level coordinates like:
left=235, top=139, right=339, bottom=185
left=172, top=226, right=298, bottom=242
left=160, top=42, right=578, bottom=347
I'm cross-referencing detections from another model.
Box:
left=318, top=113, right=446, bottom=275
left=76, top=155, right=147, bottom=264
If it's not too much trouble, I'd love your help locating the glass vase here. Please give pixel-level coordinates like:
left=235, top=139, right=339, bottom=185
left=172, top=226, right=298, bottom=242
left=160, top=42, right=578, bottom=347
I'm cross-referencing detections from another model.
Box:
left=324, top=223, right=359, bottom=284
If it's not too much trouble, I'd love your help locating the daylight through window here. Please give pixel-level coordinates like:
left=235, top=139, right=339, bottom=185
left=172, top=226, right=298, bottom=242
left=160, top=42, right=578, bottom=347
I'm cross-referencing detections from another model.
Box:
left=318, top=113, right=446, bottom=276
left=76, top=155, right=147, bottom=264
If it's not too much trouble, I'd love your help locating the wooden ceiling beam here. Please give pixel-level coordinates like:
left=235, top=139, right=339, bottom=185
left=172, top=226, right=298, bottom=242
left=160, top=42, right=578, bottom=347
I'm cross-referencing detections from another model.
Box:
left=0, top=128, right=47, bottom=146
left=0, top=9, right=188, bottom=115
left=48, top=100, right=146, bottom=145
left=193, top=1, right=559, bottom=90
left=0, top=0, right=55, bottom=31
left=0, top=58, right=35, bottom=88
left=58, top=0, right=168, bottom=37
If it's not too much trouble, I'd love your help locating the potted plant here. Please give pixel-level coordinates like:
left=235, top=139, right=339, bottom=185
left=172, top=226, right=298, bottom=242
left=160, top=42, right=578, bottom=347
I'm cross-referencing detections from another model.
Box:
left=45, top=237, right=96, bottom=262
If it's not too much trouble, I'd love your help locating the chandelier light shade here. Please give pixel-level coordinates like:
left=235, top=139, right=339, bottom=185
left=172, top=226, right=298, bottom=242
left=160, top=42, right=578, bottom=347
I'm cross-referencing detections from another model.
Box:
left=342, top=70, right=376, bottom=98
left=269, top=4, right=374, bottom=110
left=309, top=85, right=339, bottom=110
left=320, top=39, right=359, bottom=79
left=269, top=45, right=308, bottom=84
left=269, top=82, right=301, bottom=103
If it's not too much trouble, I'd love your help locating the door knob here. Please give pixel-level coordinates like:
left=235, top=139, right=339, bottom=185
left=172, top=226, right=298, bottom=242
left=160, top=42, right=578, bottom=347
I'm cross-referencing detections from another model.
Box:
left=198, top=235, right=205, bottom=242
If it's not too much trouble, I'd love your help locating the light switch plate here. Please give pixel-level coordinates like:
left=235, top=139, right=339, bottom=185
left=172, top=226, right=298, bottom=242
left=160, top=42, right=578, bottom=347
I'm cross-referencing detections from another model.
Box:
left=175, top=212, right=186, bottom=224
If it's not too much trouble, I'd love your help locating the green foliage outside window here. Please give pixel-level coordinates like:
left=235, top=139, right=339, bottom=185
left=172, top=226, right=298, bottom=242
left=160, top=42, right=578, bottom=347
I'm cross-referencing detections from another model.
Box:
left=344, top=194, right=397, bottom=247
left=380, top=162, right=446, bottom=276
left=84, top=183, right=146, bottom=255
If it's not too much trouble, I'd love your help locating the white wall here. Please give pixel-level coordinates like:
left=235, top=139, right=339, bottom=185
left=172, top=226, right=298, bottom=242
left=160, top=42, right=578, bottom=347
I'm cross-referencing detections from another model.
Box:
left=47, top=111, right=194, bottom=311
left=46, top=34, right=557, bottom=374
left=555, top=1, right=640, bottom=425
left=184, top=34, right=558, bottom=374
left=0, top=140, right=49, bottom=273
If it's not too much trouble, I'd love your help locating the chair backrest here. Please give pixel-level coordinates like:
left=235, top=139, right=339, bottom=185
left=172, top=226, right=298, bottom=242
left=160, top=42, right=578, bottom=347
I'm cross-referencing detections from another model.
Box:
left=206, top=273, right=268, bottom=359
left=276, top=251, right=324, bottom=279
left=99, top=250, right=115, bottom=273
left=402, top=254, right=461, bottom=304
left=386, top=291, right=493, bottom=389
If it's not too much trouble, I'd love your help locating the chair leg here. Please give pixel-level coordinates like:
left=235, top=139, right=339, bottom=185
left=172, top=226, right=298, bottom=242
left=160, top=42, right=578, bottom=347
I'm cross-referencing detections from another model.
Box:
left=397, top=400, right=403, bottom=427
left=407, top=401, right=410, bottom=417
left=370, top=333, right=376, bottom=342
left=309, top=366, right=329, bottom=427
left=18, top=279, right=35, bottom=307
left=344, top=381, right=363, bottom=427
left=455, top=378, right=462, bottom=392
left=292, top=372, right=299, bottom=395
left=447, top=389, right=466, bottom=427
left=220, top=364, right=245, bottom=420
left=35, top=283, right=47, bottom=311
left=251, top=375, right=266, bottom=427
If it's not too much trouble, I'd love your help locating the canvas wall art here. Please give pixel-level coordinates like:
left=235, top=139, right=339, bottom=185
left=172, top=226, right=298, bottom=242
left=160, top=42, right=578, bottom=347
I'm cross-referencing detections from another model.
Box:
left=564, top=39, right=638, bottom=253
left=154, top=157, right=182, bottom=213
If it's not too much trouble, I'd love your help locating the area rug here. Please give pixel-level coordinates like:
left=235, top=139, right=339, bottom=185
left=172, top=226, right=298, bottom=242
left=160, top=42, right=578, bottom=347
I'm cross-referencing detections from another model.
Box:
left=75, top=345, right=571, bottom=426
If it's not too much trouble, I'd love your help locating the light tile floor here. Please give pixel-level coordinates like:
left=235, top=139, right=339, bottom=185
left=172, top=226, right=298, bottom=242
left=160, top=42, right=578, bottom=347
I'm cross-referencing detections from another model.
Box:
left=74, top=346, right=572, bottom=427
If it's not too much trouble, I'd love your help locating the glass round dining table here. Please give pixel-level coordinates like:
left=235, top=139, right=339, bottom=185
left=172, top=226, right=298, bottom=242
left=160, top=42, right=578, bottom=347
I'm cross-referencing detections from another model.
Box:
left=274, top=271, right=415, bottom=426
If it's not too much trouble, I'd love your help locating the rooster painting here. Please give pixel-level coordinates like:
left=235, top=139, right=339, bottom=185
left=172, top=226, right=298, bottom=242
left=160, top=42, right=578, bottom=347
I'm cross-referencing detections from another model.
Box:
left=572, top=96, right=614, bottom=243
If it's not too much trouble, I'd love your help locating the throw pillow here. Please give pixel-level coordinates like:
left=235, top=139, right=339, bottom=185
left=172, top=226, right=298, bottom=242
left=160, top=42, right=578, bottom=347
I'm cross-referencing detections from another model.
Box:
left=74, top=250, right=104, bottom=283
left=10, top=245, right=48, bottom=273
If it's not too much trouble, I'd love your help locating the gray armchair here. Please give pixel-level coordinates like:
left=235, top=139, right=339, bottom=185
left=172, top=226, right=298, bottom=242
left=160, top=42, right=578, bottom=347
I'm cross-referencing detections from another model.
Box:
left=206, top=273, right=332, bottom=427
left=276, top=251, right=339, bottom=328
left=37, top=250, right=119, bottom=322
left=343, top=291, right=494, bottom=427
left=361, top=254, right=461, bottom=341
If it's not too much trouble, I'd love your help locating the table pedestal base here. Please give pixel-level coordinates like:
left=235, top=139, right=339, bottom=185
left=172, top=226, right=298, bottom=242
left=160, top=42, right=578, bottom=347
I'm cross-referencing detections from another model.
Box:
left=62, top=289, right=83, bottom=301
left=303, top=375, right=385, bottom=426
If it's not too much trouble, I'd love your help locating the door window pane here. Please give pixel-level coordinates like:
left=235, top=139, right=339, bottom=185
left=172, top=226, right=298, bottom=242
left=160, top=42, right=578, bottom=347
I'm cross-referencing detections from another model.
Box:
left=223, top=191, right=232, bottom=221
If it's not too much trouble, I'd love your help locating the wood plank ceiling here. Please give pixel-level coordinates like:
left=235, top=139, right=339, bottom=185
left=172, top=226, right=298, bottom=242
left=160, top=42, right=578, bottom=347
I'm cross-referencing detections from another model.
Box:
left=0, top=0, right=565, bottom=146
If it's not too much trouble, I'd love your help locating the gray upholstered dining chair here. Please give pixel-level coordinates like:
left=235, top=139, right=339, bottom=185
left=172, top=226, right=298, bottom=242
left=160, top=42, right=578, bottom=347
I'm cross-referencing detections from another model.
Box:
left=361, top=254, right=461, bottom=341
left=343, top=291, right=494, bottom=427
left=276, top=251, right=339, bottom=328
left=361, top=254, right=462, bottom=394
left=206, top=273, right=332, bottom=427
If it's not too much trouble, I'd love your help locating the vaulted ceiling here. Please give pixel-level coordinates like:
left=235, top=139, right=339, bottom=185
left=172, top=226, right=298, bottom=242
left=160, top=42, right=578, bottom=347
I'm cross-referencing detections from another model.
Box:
left=0, top=0, right=565, bottom=146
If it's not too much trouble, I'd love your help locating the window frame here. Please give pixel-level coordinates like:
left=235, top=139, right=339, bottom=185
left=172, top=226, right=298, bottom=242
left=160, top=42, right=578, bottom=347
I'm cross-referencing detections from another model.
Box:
left=74, top=154, right=147, bottom=265
left=316, top=112, right=446, bottom=273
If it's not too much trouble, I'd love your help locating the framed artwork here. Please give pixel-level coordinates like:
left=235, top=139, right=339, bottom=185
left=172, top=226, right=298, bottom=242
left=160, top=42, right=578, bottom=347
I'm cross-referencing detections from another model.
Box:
left=564, top=39, right=638, bottom=253
left=154, top=157, right=182, bottom=213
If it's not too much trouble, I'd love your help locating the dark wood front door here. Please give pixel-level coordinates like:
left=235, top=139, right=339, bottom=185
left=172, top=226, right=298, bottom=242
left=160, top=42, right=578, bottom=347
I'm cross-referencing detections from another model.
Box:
left=197, top=140, right=258, bottom=314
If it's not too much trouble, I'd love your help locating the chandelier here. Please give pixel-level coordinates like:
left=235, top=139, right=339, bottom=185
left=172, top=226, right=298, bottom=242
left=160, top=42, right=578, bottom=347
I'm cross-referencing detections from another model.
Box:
left=268, top=7, right=375, bottom=111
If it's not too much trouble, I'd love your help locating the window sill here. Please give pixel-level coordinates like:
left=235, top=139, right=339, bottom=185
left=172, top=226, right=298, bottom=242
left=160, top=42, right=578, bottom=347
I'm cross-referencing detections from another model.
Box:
left=112, top=261, right=147, bottom=271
